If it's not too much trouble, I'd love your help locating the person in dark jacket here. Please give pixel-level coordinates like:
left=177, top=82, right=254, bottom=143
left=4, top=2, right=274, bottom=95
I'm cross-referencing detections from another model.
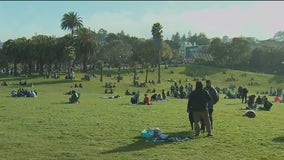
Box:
left=187, top=81, right=213, bottom=137
left=204, top=80, right=219, bottom=129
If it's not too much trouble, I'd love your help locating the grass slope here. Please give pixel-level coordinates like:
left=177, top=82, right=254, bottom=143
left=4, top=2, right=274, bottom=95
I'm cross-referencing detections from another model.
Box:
left=0, top=64, right=284, bottom=160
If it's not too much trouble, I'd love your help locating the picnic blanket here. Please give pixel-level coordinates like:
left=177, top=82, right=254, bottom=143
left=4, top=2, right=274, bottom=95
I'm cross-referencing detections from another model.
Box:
left=141, top=127, right=192, bottom=142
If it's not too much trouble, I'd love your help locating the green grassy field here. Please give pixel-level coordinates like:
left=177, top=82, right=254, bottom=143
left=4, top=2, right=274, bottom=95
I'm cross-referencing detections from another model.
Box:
left=0, top=64, right=284, bottom=160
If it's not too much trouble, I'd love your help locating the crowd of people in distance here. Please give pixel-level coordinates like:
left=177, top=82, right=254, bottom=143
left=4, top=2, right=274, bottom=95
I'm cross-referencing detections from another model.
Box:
left=128, top=88, right=168, bottom=105
left=222, top=86, right=249, bottom=100
left=11, top=88, right=37, bottom=98
left=65, top=70, right=75, bottom=80
left=169, top=81, right=192, bottom=99
left=45, top=70, right=59, bottom=79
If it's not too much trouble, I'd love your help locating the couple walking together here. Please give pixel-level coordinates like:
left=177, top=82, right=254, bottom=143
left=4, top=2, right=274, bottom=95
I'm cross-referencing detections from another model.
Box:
left=187, top=80, right=219, bottom=137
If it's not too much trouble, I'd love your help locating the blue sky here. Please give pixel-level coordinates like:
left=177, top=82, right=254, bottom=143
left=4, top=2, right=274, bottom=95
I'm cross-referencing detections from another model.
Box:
left=0, top=1, right=283, bottom=42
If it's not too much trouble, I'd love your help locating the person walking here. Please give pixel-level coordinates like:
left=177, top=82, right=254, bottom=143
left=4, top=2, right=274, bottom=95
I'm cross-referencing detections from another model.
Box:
left=187, top=81, right=213, bottom=137
left=204, top=80, right=219, bottom=129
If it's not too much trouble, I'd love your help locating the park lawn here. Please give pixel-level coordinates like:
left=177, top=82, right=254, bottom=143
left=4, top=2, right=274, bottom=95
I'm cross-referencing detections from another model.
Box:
left=0, top=65, right=284, bottom=160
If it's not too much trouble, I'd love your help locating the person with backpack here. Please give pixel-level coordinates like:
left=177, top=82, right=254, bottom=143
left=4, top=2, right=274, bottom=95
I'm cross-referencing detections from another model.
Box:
left=204, top=80, right=219, bottom=129
left=187, top=81, right=213, bottom=137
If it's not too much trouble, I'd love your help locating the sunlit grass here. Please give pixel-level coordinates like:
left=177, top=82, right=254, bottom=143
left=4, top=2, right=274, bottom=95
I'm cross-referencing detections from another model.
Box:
left=0, top=64, right=284, bottom=160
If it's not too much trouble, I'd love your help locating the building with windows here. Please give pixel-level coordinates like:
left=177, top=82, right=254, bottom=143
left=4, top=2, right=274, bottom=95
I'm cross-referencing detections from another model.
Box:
left=179, top=41, right=192, bottom=59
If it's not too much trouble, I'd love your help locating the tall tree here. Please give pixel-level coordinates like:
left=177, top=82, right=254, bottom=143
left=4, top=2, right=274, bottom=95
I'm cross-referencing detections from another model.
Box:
left=31, top=35, right=55, bottom=75
left=2, top=38, right=28, bottom=76
left=96, top=28, right=108, bottom=45
left=64, top=46, right=76, bottom=76
left=0, top=48, right=8, bottom=69
left=61, top=11, right=83, bottom=37
left=97, top=60, right=104, bottom=82
left=171, top=32, right=181, bottom=44
left=74, top=27, right=99, bottom=72
left=53, top=35, right=73, bottom=72
left=229, top=37, right=252, bottom=66
left=189, top=33, right=198, bottom=45
left=208, top=38, right=227, bottom=65
left=2, top=39, right=18, bottom=75
left=196, top=33, right=210, bottom=45
left=151, top=22, right=163, bottom=83
left=161, top=42, right=173, bottom=67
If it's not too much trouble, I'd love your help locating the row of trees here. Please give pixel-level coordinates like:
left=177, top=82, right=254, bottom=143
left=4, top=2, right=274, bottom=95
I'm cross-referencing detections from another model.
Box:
left=205, top=37, right=284, bottom=74
left=0, top=12, right=182, bottom=83
left=1, top=11, right=284, bottom=82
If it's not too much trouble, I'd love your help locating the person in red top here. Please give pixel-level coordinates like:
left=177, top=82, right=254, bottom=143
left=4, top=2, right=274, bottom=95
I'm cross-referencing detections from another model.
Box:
left=274, top=95, right=281, bottom=102
left=144, top=94, right=152, bottom=105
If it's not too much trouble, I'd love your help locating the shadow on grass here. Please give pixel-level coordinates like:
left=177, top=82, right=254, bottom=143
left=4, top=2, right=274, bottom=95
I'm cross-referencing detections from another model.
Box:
left=101, top=131, right=192, bottom=154
left=268, top=75, right=284, bottom=84
left=33, top=79, right=82, bottom=86
left=272, top=136, right=284, bottom=143
left=51, top=102, right=71, bottom=105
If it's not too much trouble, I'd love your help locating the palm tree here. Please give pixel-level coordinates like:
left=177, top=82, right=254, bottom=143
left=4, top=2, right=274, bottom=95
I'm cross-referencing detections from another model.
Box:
left=151, top=22, right=163, bottom=83
left=61, top=11, right=83, bottom=37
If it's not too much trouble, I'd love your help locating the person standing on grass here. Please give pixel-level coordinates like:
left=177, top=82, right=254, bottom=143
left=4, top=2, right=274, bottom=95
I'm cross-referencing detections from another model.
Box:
left=204, top=80, right=219, bottom=129
left=241, top=87, right=249, bottom=103
left=187, top=81, right=213, bottom=137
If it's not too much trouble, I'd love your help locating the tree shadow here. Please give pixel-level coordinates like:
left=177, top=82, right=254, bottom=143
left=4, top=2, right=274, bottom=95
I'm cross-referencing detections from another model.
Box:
left=272, top=136, right=284, bottom=143
left=33, top=79, right=82, bottom=85
left=51, top=102, right=71, bottom=105
left=101, top=131, right=192, bottom=154
left=268, top=75, right=284, bottom=84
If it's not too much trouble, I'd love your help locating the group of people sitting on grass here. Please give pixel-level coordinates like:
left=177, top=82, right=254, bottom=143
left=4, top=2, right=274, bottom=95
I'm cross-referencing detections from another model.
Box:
left=130, top=91, right=151, bottom=105
left=104, top=88, right=114, bottom=94
left=73, top=83, right=83, bottom=89
left=11, top=88, right=37, bottom=97
left=244, top=95, right=273, bottom=111
left=125, top=89, right=136, bottom=96
left=151, top=92, right=167, bottom=101
left=129, top=88, right=168, bottom=105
